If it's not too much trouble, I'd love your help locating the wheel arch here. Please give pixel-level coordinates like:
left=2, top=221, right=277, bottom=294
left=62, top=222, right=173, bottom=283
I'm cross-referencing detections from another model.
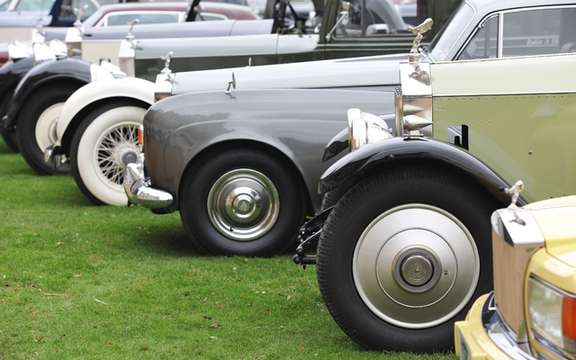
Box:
left=319, top=137, right=526, bottom=209
left=60, top=96, right=151, bottom=155
left=9, top=77, right=87, bottom=128
left=177, top=139, right=314, bottom=216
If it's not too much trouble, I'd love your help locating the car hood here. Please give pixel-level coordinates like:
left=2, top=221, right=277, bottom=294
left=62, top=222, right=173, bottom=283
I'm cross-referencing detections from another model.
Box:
left=82, top=19, right=273, bottom=40
left=172, top=53, right=408, bottom=95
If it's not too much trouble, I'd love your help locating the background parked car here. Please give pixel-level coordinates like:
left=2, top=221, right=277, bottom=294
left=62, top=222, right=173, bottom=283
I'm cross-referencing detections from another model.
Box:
left=0, top=0, right=269, bottom=170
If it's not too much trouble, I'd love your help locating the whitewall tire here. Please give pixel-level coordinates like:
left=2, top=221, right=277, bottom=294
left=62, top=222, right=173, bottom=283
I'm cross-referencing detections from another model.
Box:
left=70, top=103, right=146, bottom=206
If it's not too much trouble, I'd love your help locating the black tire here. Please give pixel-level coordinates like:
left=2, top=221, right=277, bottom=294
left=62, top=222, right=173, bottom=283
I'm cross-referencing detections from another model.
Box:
left=0, top=96, right=19, bottom=152
left=17, top=84, right=79, bottom=175
left=179, top=147, right=307, bottom=256
left=317, top=165, right=497, bottom=353
left=1, top=130, right=19, bottom=153
left=320, top=187, right=347, bottom=211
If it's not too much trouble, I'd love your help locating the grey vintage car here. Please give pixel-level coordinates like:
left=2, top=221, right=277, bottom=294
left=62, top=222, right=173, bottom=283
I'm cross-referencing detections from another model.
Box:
left=125, top=0, right=576, bottom=257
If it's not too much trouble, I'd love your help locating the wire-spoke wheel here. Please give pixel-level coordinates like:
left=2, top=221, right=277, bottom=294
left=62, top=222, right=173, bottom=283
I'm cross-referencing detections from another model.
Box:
left=71, top=103, right=147, bottom=206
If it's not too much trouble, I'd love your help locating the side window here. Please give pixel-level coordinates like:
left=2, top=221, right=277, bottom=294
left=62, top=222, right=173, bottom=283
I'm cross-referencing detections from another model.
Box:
left=502, top=7, right=576, bottom=57
left=106, top=12, right=181, bottom=26
left=458, top=14, right=498, bottom=60
left=335, top=0, right=408, bottom=38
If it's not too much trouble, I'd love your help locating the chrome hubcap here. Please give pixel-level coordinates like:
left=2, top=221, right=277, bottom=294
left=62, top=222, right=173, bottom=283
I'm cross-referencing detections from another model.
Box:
left=95, top=122, right=141, bottom=186
left=353, top=204, right=480, bottom=329
left=207, top=169, right=280, bottom=241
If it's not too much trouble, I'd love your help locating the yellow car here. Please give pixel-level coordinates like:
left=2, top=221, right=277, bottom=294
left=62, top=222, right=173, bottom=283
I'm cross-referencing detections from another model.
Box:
left=455, top=184, right=576, bottom=360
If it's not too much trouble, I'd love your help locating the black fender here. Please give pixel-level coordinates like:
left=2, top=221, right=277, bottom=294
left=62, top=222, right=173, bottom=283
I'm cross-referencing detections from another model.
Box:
left=319, top=137, right=526, bottom=206
left=6, top=57, right=91, bottom=128
left=0, top=56, right=35, bottom=131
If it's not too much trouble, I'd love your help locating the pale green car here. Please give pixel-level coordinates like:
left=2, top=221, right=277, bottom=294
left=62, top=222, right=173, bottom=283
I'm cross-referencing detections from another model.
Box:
left=295, top=52, right=576, bottom=352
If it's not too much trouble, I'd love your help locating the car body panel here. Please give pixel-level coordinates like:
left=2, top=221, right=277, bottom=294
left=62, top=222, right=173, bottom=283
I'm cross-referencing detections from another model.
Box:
left=56, top=77, right=155, bottom=144
left=431, top=55, right=576, bottom=203
left=143, top=89, right=395, bottom=211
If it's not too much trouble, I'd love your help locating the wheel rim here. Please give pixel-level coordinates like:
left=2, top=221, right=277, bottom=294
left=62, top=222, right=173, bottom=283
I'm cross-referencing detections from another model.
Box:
left=35, top=102, right=64, bottom=152
left=207, top=169, right=280, bottom=241
left=93, top=121, right=141, bottom=189
left=352, top=204, right=480, bottom=329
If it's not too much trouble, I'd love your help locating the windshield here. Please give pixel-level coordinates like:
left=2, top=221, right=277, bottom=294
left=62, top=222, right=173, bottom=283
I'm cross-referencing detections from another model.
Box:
left=14, top=0, right=54, bottom=11
left=429, top=2, right=474, bottom=61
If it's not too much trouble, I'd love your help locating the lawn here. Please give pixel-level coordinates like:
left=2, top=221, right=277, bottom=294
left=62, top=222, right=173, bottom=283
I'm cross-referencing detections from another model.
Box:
left=0, top=138, right=453, bottom=359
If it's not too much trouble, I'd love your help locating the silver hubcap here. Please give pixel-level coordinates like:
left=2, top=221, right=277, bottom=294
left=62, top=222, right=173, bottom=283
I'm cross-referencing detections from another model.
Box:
left=95, top=122, right=141, bottom=186
left=35, top=102, right=63, bottom=153
left=353, top=204, right=480, bottom=329
left=207, top=169, right=280, bottom=241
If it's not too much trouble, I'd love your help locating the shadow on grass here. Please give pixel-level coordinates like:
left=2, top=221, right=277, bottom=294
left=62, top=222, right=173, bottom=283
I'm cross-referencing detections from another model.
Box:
left=133, top=223, right=204, bottom=257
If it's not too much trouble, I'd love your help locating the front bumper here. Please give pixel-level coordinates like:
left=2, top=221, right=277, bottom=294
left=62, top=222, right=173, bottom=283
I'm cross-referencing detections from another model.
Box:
left=123, top=154, right=174, bottom=210
left=43, top=144, right=68, bottom=168
left=455, top=293, right=535, bottom=360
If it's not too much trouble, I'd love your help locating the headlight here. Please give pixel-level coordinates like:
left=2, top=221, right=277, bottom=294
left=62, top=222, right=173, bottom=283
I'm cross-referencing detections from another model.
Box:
left=8, top=41, right=33, bottom=60
left=528, top=277, right=576, bottom=357
left=347, top=108, right=393, bottom=151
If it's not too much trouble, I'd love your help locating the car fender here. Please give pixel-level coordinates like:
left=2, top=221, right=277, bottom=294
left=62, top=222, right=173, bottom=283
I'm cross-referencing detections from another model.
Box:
left=6, top=57, right=92, bottom=128
left=0, top=56, right=35, bottom=129
left=56, top=77, right=155, bottom=150
left=143, top=88, right=396, bottom=211
left=319, top=136, right=526, bottom=206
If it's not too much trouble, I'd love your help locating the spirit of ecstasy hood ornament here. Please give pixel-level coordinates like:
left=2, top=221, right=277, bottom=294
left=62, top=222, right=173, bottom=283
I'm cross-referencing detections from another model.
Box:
left=505, top=180, right=526, bottom=225
left=160, top=51, right=175, bottom=83
left=408, top=18, right=433, bottom=65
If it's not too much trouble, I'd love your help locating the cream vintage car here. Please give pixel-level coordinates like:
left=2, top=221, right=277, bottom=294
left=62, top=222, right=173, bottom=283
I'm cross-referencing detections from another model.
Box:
left=455, top=185, right=576, bottom=360
left=295, top=51, right=576, bottom=351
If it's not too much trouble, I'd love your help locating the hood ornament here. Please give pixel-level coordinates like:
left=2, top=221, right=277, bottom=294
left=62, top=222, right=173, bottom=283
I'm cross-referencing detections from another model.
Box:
left=125, top=19, right=140, bottom=48
left=505, top=180, right=526, bottom=225
left=408, top=18, right=433, bottom=65
left=160, top=51, right=175, bottom=82
left=225, top=72, right=236, bottom=95
left=72, top=5, right=88, bottom=33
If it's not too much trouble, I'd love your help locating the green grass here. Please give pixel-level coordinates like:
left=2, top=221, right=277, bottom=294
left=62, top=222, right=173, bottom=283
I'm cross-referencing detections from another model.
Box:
left=0, top=138, right=453, bottom=359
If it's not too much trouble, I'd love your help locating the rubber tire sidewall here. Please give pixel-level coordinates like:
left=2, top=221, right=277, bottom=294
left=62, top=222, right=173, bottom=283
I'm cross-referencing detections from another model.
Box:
left=16, top=84, right=78, bottom=175
left=316, top=166, right=496, bottom=353
left=70, top=104, right=146, bottom=206
left=179, top=148, right=306, bottom=256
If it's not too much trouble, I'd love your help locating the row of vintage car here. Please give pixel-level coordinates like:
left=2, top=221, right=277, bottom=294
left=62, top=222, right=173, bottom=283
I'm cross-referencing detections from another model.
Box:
left=0, top=0, right=575, bottom=358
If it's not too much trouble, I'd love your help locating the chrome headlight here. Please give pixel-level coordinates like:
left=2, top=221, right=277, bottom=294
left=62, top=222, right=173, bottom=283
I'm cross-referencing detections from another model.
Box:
left=347, top=108, right=393, bottom=151
left=528, top=277, right=576, bottom=357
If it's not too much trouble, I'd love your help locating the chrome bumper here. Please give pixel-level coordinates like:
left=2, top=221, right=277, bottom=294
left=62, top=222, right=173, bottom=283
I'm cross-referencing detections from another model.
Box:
left=123, top=154, right=173, bottom=209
